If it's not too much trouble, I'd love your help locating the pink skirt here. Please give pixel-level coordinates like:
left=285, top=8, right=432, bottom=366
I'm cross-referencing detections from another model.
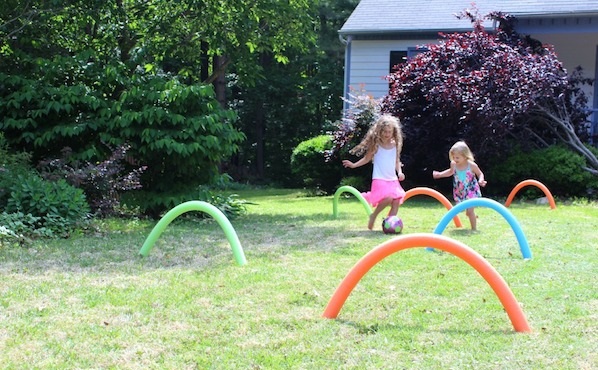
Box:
left=362, top=179, right=406, bottom=207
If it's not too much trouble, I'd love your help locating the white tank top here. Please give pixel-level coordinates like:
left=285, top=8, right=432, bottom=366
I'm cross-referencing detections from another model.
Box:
left=372, top=147, right=398, bottom=180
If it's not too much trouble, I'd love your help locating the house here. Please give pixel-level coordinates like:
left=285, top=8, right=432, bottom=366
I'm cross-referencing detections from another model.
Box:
left=339, top=0, right=598, bottom=141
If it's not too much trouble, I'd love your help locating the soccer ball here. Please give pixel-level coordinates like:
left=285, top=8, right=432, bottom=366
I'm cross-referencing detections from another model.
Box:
left=382, top=215, right=403, bottom=234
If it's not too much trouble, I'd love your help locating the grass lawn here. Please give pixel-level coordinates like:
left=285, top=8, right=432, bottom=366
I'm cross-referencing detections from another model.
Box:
left=1, top=188, right=597, bottom=369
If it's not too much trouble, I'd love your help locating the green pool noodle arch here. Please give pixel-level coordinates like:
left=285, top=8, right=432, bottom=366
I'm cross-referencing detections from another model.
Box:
left=139, top=201, right=247, bottom=266
left=333, top=185, right=373, bottom=218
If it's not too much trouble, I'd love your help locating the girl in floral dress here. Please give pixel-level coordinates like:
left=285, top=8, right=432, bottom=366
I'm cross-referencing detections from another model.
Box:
left=433, top=141, right=487, bottom=231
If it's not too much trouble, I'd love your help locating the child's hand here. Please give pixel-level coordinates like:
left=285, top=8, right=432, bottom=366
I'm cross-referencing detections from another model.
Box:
left=398, top=173, right=405, bottom=181
left=432, top=170, right=440, bottom=179
left=479, top=179, right=487, bottom=187
left=342, top=160, right=354, bottom=169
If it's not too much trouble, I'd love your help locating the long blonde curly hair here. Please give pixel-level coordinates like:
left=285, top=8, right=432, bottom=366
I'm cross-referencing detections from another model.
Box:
left=349, top=114, right=404, bottom=158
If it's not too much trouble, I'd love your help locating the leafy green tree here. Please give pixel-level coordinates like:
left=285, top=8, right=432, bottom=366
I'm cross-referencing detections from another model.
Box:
left=231, top=0, right=358, bottom=184
left=1, top=0, right=326, bottom=199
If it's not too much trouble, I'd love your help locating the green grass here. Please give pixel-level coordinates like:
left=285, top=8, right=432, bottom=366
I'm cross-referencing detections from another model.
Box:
left=1, top=189, right=597, bottom=369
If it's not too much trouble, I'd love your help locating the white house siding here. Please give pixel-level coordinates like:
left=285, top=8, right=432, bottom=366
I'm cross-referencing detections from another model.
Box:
left=347, top=39, right=432, bottom=100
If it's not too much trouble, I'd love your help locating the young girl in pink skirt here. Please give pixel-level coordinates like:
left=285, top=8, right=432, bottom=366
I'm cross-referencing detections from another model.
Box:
left=342, top=114, right=406, bottom=230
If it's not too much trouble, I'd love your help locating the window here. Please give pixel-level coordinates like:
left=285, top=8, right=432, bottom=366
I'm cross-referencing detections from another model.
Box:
left=389, top=51, right=407, bottom=73
left=390, top=47, right=428, bottom=73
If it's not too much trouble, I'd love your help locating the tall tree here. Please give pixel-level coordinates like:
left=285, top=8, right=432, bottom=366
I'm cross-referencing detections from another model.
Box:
left=231, top=0, right=359, bottom=183
left=0, top=0, right=323, bottom=195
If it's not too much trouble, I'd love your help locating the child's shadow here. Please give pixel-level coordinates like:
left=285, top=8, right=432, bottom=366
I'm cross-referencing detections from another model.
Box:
left=446, top=228, right=475, bottom=237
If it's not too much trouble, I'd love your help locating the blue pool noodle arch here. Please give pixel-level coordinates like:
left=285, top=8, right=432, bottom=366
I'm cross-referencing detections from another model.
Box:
left=431, top=198, right=532, bottom=259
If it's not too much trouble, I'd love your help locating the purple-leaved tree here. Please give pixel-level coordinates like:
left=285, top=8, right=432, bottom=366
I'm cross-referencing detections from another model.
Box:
left=381, top=8, right=598, bottom=177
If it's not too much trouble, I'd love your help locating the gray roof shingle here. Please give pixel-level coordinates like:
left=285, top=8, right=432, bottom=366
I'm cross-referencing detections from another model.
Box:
left=340, top=0, right=598, bottom=34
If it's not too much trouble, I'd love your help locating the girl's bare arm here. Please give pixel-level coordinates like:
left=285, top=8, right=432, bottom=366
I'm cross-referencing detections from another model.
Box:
left=470, top=161, right=487, bottom=186
left=433, top=161, right=455, bottom=179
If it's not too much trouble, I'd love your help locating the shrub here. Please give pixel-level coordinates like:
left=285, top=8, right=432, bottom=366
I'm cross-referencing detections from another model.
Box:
left=487, top=145, right=598, bottom=198
left=195, top=187, right=249, bottom=220
left=122, top=177, right=249, bottom=220
left=0, top=133, right=33, bottom=208
left=37, top=144, right=146, bottom=217
left=291, top=135, right=342, bottom=194
left=0, top=212, right=53, bottom=246
left=339, top=176, right=369, bottom=192
left=6, top=174, right=90, bottom=236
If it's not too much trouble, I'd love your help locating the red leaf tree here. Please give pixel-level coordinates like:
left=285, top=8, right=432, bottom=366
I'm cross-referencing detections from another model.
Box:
left=381, top=8, right=598, bottom=179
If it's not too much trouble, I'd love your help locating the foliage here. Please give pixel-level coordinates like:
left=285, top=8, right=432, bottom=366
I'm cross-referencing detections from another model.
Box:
left=0, top=132, right=32, bottom=206
left=0, top=224, right=21, bottom=248
left=291, top=135, right=342, bottom=194
left=325, top=88, right=382, bottom=162
left=37, top=144, right=146, bottom=218
left=122, top=179, right=249, bottom=220
left=380, top=7, right=598, bottom=186
left=339, top=176, right=368, bottom=192
left=0, top=57, right=245, bottom=193
left=5, top=173, right=90, bottom=236
left=1, top=0, right=257, bottom=195
left=487, top=145, right=598, bottom=198
left=0, top=212, right=53, bottom=246
left=230, top=0, right=357, bottom=184
left=0, top=0, right=358, bottom=190
left=195, top=187, right=249, bottom=220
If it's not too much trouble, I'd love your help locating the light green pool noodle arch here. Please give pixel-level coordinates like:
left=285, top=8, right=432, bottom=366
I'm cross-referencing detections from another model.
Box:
left=333, top=185, right=372, bottom=218
left=139, top=201, right=247, bottom=266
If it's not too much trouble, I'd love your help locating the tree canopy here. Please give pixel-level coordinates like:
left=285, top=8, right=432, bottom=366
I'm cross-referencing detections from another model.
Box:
left=0, top=0, right=327, bottom=199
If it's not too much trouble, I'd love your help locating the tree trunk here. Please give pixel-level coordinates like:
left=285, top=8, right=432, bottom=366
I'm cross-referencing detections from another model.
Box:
left=255, top=104, right=265, bottom=178
left=213, top=55, right=227, bottom=108
left=200, top=41, right=209, bottom=82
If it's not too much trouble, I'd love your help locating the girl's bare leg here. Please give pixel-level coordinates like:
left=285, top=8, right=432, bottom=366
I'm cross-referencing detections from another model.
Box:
left=369, top=198, right=392, bottom=230
left=387, top=199, right=401, bottom=217
left=466, top=208, right=477, bottom=230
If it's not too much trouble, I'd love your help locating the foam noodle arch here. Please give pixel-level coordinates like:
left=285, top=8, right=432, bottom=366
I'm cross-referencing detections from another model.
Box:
left=322, top=233, right=531, bottom=332
left=139, top=201, right=247, bottom=266
left=332, top=185, right=372, bottom=218
left=404, top=187, right=463, bottom=228
left=432, top=198, right=532, bottom=259
left=505, top=179, right=556, bottom=209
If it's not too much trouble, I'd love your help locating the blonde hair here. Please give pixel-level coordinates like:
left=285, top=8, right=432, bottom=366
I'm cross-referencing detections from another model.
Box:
left=349, top=114, right=403, bottom=158
left=449, top=141, right=475, bottom=162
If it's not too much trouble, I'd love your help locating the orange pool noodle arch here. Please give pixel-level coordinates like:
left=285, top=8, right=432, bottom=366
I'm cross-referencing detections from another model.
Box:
left=404, top=187, right=463, bottom=228
left=505, top=179, right=556, bottom=209
left=322, top=233, right=531, bottom=333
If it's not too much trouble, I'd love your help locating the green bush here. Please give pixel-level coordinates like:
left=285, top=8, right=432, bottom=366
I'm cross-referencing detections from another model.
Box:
left=339, top=176, right=369, bottom=192
left=0, top=212, right=53, bottom=246
left=6, top=174, right=90, bottom=236
left=195, top=187, right=249, bottom=220
left=487, top=145, right=598, bottom=198
left=291, top=135, right=342, bottom=194
left=122, top=176, right=249, bottom=220
left=0, top=133, right=33, bottom=208
left=0, top=56, right=245, bottom=196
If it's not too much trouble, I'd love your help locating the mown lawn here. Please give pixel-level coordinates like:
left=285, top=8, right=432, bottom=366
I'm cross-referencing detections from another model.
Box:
left=1, top=188, right=596, bottom=369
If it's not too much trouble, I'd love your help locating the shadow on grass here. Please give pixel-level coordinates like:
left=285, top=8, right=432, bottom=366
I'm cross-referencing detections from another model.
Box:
left=5, top=198, right=487, bottom=274
left=337, top=319, right=513, bottom=335
left=4, top=214, right=394, bottom=274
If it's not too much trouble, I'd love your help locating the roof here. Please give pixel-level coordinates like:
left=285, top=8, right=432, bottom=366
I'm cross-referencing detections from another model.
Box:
left=339, top=0, right=598, bottom=35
